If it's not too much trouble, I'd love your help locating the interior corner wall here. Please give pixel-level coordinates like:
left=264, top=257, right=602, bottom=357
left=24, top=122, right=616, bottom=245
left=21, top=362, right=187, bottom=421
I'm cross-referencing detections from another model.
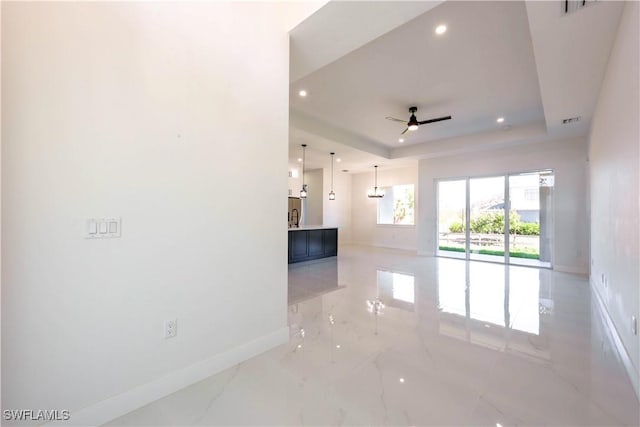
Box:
left=322, top=167, right=353, bottom=244
left=418, top=137, right=589, bottom=274
left=588, top=0, right=639, bottom=393
left=2, top=2, right=295, bottom=424
left=351, top=166, right=418, bottom=251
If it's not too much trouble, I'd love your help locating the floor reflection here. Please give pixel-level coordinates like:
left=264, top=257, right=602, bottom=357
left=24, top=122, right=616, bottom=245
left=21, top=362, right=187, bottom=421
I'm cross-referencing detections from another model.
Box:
left=110, top=246, right=638, bottom=427
left=287, top=258, right=343, bottom=304
left=377, top=269, right=415, bottom=311
left=436, top=258, right=552, bottom=360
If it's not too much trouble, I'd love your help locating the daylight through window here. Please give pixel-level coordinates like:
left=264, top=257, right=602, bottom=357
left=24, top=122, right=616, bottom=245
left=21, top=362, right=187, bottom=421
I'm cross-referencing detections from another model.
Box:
left=377, top=184, right=415, bottom=225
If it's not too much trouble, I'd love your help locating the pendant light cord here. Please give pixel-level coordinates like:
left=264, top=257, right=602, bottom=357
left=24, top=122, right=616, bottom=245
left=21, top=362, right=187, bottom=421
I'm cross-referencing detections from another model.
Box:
left=331, top=153, right=334, bottom=191
left=375, top=165, right=378, bottom=190
left=302, top=144, right=306, bottom=190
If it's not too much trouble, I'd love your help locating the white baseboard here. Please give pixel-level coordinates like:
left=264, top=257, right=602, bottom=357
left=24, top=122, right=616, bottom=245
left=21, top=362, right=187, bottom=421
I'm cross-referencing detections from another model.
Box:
left=591, top=280, right=640, bottom=402
left=554, top=264, right=588, bottom=275
left=373, top=244, right=417, bottom=253
left=55, top=327, right=290, bottom=426
left=347, top=242, right=417, bottom=253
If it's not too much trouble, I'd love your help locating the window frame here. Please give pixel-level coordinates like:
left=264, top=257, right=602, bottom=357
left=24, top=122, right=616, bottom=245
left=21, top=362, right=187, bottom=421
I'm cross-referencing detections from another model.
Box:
left=376, top=183, right=416, bottom=227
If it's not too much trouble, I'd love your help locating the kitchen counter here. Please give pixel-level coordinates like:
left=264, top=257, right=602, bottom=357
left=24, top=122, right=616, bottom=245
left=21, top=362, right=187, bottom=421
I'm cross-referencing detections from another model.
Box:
left=288, top=225, right=337, bottom=231
left=288, top=226, right=338, bottom=264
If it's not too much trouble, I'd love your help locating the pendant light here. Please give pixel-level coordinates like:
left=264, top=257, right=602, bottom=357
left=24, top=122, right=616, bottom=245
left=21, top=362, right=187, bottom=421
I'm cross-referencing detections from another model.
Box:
left=367, top=165, right=385, bottom=198
left=328, top=152, right=336, bottom=201
left=300, top=144, right=307, bottom=198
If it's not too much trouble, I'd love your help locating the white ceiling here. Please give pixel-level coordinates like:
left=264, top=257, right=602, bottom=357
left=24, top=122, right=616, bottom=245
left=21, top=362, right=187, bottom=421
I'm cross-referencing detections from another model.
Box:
left=525, top=1, right=624, bottom=136
left=289, top=1, right=443, bottom=82
left=289, top=127, right=415, bottom=173
left=288, top=0, right=624, bottom=173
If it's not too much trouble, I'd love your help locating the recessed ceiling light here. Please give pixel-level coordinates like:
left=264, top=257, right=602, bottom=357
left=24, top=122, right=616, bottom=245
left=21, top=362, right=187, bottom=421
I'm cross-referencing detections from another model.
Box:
left=435, top=24, right=447, bottom=35
left=399, top=138, right=405, bottom=143
left=336, top=158, right=342, bottom=163
left=298, top=90, right=307, bottom=97
left=336, top=344, right=341, bottom=349
left=399, top=378, right=405, bottom=383
left=496, top=117, right=505, bottom=123
left=297, top=158, right=302, bottom=162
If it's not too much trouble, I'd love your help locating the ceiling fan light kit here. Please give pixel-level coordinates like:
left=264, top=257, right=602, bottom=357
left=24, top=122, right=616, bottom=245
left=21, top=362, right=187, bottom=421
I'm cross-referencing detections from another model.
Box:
left=386, top=106, right=452, bottom=136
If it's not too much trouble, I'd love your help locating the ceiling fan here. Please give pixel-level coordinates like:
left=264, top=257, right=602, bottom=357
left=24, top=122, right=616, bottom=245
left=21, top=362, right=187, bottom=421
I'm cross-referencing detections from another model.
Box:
left=385, top=106, right=452, bottom=135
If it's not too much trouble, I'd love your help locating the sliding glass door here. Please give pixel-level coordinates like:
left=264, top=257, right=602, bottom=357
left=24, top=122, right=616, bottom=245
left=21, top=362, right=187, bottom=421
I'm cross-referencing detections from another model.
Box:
left=469, top=176, right=505, bottom=263
left=437, top=170, right=553, bottom=268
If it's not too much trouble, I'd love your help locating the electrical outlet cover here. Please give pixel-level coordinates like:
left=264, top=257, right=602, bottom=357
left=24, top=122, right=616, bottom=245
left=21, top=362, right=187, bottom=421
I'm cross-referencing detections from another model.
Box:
left=164, top=318, right=178, bottom=339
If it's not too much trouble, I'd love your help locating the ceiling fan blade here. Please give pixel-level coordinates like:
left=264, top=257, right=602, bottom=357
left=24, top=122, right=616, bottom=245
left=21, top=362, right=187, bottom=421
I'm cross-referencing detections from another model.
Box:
left=385, top=116, right=407, bottom=123
left=400, top=127, right=409, bottom=135
left=417, top=115, right=452, bottom=125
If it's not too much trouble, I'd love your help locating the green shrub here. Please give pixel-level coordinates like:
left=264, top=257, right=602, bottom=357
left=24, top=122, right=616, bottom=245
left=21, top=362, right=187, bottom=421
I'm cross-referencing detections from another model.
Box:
left=469, top=210, right=522, bottom=234
left=514, top=222, right=540, bottom=235
left=446, top=212, right=540, bottom=235
left=448, top=222, right=464, bottom=233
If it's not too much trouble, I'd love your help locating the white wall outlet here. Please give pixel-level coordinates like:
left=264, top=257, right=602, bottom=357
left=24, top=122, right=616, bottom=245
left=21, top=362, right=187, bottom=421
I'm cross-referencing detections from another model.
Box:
left=164, top=318, right=177, bottom=339
left=632, top=316, right=638, bottom=336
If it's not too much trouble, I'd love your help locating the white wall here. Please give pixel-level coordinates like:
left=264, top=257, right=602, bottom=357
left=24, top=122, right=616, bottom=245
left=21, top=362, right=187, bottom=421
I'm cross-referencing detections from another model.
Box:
left=322, top=168, right=353, bottom=243
left=418, top=137, right=589, bottom=274
left=588, top=0, right=639, bottom=395
left=1, top=2, right=304, bottom=424
left=303, top=168, right=323, bottom=225
left=287, top=162, right=303, bottom=197
left=351, top=166, right=418, bottom=251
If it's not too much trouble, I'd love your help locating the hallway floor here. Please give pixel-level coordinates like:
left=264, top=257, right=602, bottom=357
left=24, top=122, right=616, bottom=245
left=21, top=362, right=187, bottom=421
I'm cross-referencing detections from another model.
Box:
left=107, top=245, right=639, bottom=426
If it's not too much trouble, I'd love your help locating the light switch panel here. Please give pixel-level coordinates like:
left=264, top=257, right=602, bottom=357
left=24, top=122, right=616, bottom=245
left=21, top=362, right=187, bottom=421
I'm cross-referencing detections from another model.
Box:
left=86, top=217, right=121, bottom=239
left=87, top=220, right=98, bottom=235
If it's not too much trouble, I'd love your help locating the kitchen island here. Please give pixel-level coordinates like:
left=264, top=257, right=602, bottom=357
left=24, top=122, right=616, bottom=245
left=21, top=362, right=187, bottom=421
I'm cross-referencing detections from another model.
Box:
left=288, top=226, right=338, bottom=264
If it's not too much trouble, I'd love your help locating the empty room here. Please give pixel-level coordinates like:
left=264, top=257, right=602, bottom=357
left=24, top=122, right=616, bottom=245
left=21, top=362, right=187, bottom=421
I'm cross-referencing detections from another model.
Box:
left=2, top=1, right=639, bottom=426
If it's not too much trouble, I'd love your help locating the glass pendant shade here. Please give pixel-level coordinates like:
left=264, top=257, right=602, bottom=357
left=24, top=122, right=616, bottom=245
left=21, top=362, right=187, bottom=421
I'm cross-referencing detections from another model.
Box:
left=367, top=187, right=385, bottom=198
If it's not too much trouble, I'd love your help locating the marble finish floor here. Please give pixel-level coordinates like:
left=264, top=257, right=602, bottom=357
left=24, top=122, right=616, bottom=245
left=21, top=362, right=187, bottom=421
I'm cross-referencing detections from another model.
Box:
left=108, top=245, right=639, bottom=426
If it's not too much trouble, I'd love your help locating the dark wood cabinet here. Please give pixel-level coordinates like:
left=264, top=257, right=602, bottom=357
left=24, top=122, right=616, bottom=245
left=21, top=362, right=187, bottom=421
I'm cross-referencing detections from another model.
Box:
left=288, top=228, right=338, bottom=264
left=289, top=230, right=308, bottom=261
left=323, top=228, right=337, bottom=256
left=308, top=230, right=324, bottom=257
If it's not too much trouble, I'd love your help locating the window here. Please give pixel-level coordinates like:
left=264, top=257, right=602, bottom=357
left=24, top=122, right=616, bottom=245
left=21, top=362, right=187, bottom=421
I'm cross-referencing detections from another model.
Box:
left=524, top=188, right=538, bottom=201
left=377, top=184, right=415, bottom=225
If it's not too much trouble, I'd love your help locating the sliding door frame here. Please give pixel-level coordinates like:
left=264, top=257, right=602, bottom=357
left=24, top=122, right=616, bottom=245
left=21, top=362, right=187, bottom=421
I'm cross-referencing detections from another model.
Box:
left=435, top=169, right=554, bottom=268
